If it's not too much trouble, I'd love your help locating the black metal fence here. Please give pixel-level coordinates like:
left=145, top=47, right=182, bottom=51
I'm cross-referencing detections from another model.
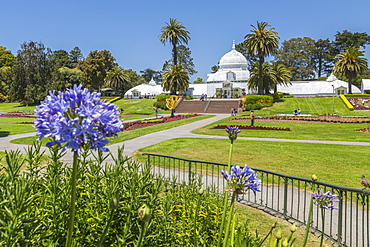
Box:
left=143, top=153, right=370, bottom=247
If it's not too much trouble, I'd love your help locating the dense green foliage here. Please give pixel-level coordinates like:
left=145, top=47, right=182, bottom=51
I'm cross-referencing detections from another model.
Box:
left=0, top=145, right=266, bottom=246
left=334, top=47, right=368, bottom=94
left=162, top=64, right=189, bottom=95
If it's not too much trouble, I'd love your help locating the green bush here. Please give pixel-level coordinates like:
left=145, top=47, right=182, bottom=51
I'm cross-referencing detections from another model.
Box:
left=155, top=93, right=171, bottom=102
left=153, top=101, right=168, bottom=110
left=244, top=104, right=263, bottom=111
left=243, top=95, right=274, bottom=107
left=153, top=93, right=171, bottom=110
left=0, top=145, right=260, bottom=246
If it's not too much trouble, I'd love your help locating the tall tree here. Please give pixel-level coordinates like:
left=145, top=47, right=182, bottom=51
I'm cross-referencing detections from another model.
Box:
left=51, top=67, right=82, bottom=92
left=140, top=68, right=162, bottom=82
left=52, top=49, right=71, bottom=68
left=334, top=30, right=370, bottom=53
left=312, top=39, right=335, bottom=78
left=159, top=18, right=190, bottom=66
left=0, top=46, right=14, bottom=67
left=78, top=50, right=117, bottom=91
left=334, top=47, right=368, bottom=94
left=124, top=69, right=146, bottom=88
left=235, top=42, right=257, bottom=70
left=162, top=64, right=189, bottom=95
left=162, top=45, right=197, bottom=75
left=193, top=77, right=204, bottom=84
left=69, top=47, right=84, bottom=68
left=104, top=66, right=130, bottom=94
left=248, top=62, right=275, bottom=94
left=270, top=62, right=292, bottom=93
left=10, top=41, right=53, bottom=103
left=244, top=21, right=279, bottom=94
left=274, top=37, right=316, bottom=80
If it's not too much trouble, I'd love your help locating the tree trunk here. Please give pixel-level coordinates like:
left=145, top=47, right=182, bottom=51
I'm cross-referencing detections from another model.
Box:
left=173, top=44, right=177, bottom=65
left=258, top=56, right=264, bottom=95
left=348, top=78, right=352, bottom=94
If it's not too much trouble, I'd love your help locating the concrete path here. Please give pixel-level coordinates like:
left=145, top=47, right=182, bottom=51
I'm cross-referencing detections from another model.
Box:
left=2, top=114, right=370, bottom=162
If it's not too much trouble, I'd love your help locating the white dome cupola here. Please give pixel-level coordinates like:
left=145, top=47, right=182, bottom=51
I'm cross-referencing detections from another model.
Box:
left=219, top=41, right=249, bottom=70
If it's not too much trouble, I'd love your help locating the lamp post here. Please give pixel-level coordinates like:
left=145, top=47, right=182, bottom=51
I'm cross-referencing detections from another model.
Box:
left=332, top=85, right=335, bottom=115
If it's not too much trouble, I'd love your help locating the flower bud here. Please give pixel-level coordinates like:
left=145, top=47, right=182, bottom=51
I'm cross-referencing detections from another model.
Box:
left=290, top=222, right=297, bottom=232
left=275, top=227, right=282, bottom=240
left=138, top=204, right=151, bottom=223
left=198, top=187, right=204, bottom=195
left=311, top=174, right=318, bottom=181
left=282, top=238, right=289, bottom=247
left=109, top=198, right=119, bottom=210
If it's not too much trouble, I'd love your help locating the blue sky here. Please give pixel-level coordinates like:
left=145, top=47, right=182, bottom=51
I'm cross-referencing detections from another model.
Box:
left=2, top=0, right=370, bottom=81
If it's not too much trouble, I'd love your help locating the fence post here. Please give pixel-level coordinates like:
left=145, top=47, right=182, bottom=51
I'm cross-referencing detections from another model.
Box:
left=337, top=190, right=343, bottom=246
left=188, top=160, right=192, bottom=183
left=283, top=177, right=288, bottom=219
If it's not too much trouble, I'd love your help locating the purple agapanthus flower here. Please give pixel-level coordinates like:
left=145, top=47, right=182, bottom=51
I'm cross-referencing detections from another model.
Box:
left=225, top=126, right=240, bottom=141
left=312, top=189, right=339, bottom=210
left=221, top=165, right=261, bottom=194
left=34, top=84, right=123, bottom=154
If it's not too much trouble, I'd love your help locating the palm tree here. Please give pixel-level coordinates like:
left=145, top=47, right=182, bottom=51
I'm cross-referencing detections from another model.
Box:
left=104, top=67, right=130, bottom=94
left=244, top=21, right=279, bottom=94
left=334, top=47, right=368, bottom=94
left=248, top=62, right=275, bottom=94
left=270, top=62, right=292, bottom=93
left=162, top=64, right=189, bottom=95
left=159, top=18, right=190, bottom=66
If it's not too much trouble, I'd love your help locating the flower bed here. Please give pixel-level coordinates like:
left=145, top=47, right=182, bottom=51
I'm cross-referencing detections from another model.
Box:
left=212, top=125, right=290, bottom=131
left=231, top=116, right=370, bottom=123
left=123, top=114, right=200, bottom=131
left=355, top=128, right=370, bottom=133
left=0, top=111, right=35, bottom=118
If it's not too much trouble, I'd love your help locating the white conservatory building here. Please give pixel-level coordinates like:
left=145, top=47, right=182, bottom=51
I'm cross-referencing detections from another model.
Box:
left=277, top=73, right=361, bottom=97
left=202, top=42, right=252, bottom=98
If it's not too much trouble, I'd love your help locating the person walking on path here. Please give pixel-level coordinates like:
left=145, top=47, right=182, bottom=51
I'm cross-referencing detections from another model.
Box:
left=250, top=110, right=255, bottom=126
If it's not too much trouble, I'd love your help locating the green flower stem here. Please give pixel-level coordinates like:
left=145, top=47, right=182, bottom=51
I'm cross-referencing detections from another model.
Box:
left=217, top=140, right=234, bottom=247
left=135, top=222, right=147, bottom=247
left=320, top=208, right=325, bottom=247
left=193, top=193, right=201, bottom=246
left=66, top=154, right=79, bottom=247
left=302, top=182, right=316, bottom=247
left=97, top=208, right=115, bottom=247
left=223, top=191, right=236, bottom=247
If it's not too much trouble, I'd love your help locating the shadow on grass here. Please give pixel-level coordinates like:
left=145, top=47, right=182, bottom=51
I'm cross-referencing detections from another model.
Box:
left=0, top=131, right=10, bottom=137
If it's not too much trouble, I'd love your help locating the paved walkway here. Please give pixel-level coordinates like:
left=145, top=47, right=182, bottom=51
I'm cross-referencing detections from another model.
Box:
left=1, top=114, right=370, bottom=163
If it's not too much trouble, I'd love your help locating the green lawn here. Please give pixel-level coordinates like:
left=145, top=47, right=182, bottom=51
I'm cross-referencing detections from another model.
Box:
left=258, top=97, right=370, bottom=117
left=0, top=117, right=36, bottom=137
left=192, top=117, right=370, bottom=142
left=134, top=138, right=368, bottom=188
left=10, top=115, right=213, bottom=145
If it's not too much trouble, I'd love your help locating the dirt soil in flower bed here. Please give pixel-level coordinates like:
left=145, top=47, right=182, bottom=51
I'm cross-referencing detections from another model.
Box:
left=212, top=125, right=290, bottom=131
left=232, top=116, right=370, bottom=123
left=0, top=112, right=35, bottom=118
left=122, top=114, right=201, bottom=131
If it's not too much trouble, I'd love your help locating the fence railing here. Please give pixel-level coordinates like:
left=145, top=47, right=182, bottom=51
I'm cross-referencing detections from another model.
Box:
left=142, top=153, right=370, bottom=247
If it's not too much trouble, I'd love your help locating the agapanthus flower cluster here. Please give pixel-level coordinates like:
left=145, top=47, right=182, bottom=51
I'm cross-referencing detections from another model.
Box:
left=221, top=165, right=261, bottom=194
left=34, top=84, right=123, bottom=153
left=312, top=189, right=339, bottom=210
left=225, top=126, right=240, bottom=141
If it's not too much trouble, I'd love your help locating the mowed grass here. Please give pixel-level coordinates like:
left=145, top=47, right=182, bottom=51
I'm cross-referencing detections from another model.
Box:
left=192, top=117, right=370, bottom=142
left=258, top=97, right=368, bottom=116
left=0, top=117, right=36, bottom=137
left=134, top=138, right=369, bottom=188
left=10, top=115, right=213, bottom=145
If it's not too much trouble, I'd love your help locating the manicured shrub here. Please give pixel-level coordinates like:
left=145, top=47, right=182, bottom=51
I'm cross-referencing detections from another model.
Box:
left=243, top=95, right=274, bottom=107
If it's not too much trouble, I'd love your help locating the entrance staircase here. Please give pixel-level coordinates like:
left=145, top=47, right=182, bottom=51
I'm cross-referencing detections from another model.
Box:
left=175, top=99, right=239, bottom=114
